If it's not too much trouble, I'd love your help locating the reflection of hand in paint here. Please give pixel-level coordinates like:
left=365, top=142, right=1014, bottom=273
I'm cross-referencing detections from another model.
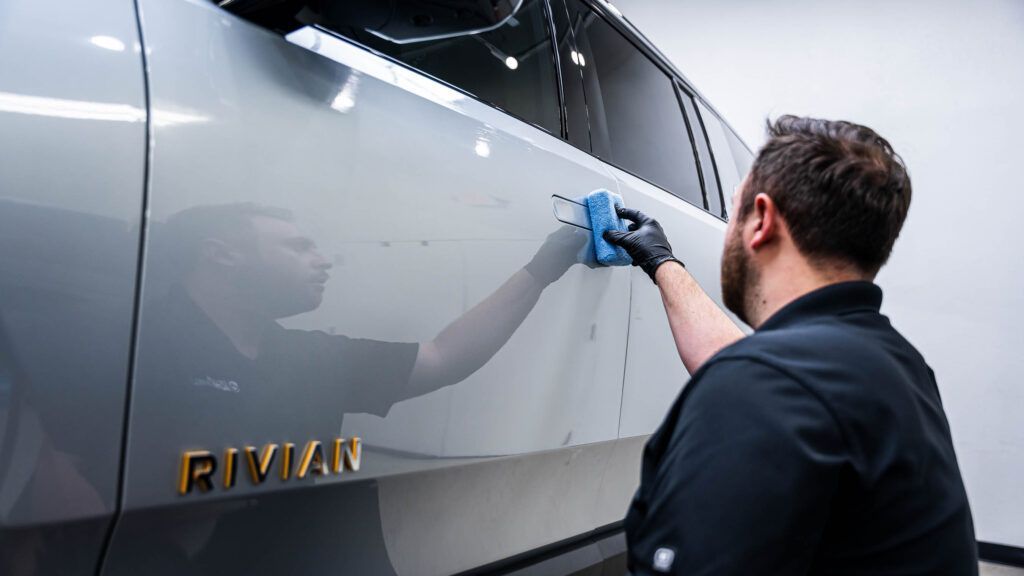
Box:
left=524, top=225, right=593, bottom=285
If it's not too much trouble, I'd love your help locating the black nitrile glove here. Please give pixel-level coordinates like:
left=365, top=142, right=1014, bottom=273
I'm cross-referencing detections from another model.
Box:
left=603, top=207, right=683, bottom=283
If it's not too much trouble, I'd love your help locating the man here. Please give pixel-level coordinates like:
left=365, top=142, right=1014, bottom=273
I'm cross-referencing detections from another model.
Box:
left=605, top=116, right=977, bottom=575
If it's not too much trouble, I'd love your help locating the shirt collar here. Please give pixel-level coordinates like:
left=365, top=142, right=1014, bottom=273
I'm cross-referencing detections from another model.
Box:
left=756, top=281, right=883, bottom=332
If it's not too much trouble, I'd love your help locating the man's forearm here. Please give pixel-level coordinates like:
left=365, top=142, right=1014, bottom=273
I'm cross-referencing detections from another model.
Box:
left=409, top=268, right=544, bottom=392
left=654, top=262, right=743, bottom=374
left=409, top=226, right=584, bottom=393
left=603, top=207, right=743, bottom=373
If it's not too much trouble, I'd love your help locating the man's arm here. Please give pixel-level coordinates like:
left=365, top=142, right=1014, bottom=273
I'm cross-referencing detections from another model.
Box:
left=605, top=208, right=742, bottom=373
left=409, top=268, right=543, bottom=393
left=408, top=226, right=586, bottom=393
left=654, top=262, right=742, bottom=373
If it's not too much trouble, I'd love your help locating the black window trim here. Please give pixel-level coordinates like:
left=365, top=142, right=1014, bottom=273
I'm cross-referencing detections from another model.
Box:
left=541, top=0, right=570, bottom=141
left=672, top=80, right=710, bottom=211
left=682, top=84, right=728, bottom=219
left=548, top=0, right=595, bottom=150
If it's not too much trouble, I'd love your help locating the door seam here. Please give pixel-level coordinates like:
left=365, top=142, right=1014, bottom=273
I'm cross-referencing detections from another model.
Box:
left=94, top=0, right=153, bottom=572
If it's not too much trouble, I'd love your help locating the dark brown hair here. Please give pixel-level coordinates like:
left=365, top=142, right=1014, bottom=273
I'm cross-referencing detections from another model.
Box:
left=163, top=203, right=295, bottom=275
left=740, top=115, right=912, bottom=276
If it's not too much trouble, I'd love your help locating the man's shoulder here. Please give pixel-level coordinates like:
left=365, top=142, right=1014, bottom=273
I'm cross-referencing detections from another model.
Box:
left=273, top=327, right=418, bottom=358
left=722, top=316, right=867, bottom=355
left=703, top=314, right=936, bottom=425
left=274, top=326, right=353, bottom=348
left=675, top=355, right=845, bottom=456
left=688, top=351, right=824, bottom=416
left=715, top=313, right=924, bottom=380
left=688, top=354, right=809, bottom=405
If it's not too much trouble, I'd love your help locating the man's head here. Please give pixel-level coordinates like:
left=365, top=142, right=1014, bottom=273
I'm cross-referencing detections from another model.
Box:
left=721, top=115, right=912, bottom=325
left=164, top=203, right=332, bottom=319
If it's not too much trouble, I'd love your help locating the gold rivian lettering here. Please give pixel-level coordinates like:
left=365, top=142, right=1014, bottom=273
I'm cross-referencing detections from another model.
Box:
left=180, top=437, right=364, bottom=495
left=281, top=443, right=294, bottom=480
left=179, top=450, right=217, bottom=495
left=244, top=444, right=278, bottom=485
left=333, top=437, right=361, bottom=473
left=331, top=438, right=343, bottom=474
left=223, top=448, right=238, bottom=489
left=297, top=440, right=326, bottom=478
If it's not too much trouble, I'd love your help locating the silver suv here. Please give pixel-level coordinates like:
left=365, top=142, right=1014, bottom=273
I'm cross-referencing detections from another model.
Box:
left=0, top=0, right=751, bottom=573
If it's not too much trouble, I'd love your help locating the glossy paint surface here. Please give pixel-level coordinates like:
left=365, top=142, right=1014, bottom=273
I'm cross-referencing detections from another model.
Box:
left=0, top=0, right=145, bottom=572
left=104, top=0, right=633, bottom=572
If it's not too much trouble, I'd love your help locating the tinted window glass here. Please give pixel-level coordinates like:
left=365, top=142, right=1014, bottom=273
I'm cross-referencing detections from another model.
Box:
left=723, top=127, right=754, bottom=217
left=336, top=0, right=561, bottom=135
left=567, top=1, right=703, bottom=207
left=726, top=126, right=754, bottom=175
left=679, top=89, right=723, bottom=216
left=697, top=101, right=749, bottom=216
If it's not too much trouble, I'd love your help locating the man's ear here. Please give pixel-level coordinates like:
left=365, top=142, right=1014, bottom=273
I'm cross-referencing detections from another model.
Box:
left=748, top=192, right=780, bottom=251
left=199, top=238, right=243, bottom=267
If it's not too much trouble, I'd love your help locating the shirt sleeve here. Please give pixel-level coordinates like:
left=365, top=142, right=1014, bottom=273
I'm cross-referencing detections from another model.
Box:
left=286, top=329, right=420, bottom=418
left=629, top=358, right=848, bottom=576
left=335, top=336, right=420, bottom=417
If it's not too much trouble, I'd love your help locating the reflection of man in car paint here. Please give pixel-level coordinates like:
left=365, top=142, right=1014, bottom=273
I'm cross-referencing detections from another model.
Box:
left=170, top=203, right=581, bottom=391
left=139, top=202, right=587, bottom=448
left=126, top=203, right=590, bottom=574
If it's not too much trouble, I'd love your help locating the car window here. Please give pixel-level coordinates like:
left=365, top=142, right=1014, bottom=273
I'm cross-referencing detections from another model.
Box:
left=726, top=125, right=754, bottom=175
left=697, top=100, right=750, bottom=216
left=333, top=0, right=561, bottom=135
left=679, top=88, right=723, bottom=217
left=566, top=0, right=703, bottom=208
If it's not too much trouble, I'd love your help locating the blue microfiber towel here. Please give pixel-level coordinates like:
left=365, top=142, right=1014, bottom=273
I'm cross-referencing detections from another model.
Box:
left=586, top=189, right=632, bottom=266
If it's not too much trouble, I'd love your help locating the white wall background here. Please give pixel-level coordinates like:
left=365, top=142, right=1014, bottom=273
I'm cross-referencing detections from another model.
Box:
left=612, top=0, right=1024, bottom=548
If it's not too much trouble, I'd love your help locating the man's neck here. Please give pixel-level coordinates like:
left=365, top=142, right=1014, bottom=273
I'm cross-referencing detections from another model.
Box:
left=184, top=280, right=268, bottom=360
left=748, top=257, right=868, bottom=329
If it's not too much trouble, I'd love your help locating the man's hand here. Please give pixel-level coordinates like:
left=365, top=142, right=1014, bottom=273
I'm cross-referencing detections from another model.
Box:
left=604, top=208, right=682, bottom=283
left=525, top=225, right=591, bottom=285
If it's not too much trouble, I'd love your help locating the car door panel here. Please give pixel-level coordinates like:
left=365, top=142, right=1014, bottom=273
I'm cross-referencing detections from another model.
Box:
left=104, top=1, right=630, bottom=573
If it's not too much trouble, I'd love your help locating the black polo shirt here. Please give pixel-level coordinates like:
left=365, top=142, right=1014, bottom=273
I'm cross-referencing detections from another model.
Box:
left=625, top=281, right=977, bottom=575
left=126, top=288, right=420, bottom=574
left=137, top=287, right=420, bottom=449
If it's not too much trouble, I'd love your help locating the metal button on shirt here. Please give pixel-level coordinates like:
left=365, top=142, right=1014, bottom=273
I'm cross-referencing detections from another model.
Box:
left=625, top=282, right=977, bottom=576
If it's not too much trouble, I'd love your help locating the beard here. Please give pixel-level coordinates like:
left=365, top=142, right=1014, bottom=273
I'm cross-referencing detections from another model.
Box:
left=721, top=228, right=757, bottom=326
left=230, top=261, right=324, bottom=320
